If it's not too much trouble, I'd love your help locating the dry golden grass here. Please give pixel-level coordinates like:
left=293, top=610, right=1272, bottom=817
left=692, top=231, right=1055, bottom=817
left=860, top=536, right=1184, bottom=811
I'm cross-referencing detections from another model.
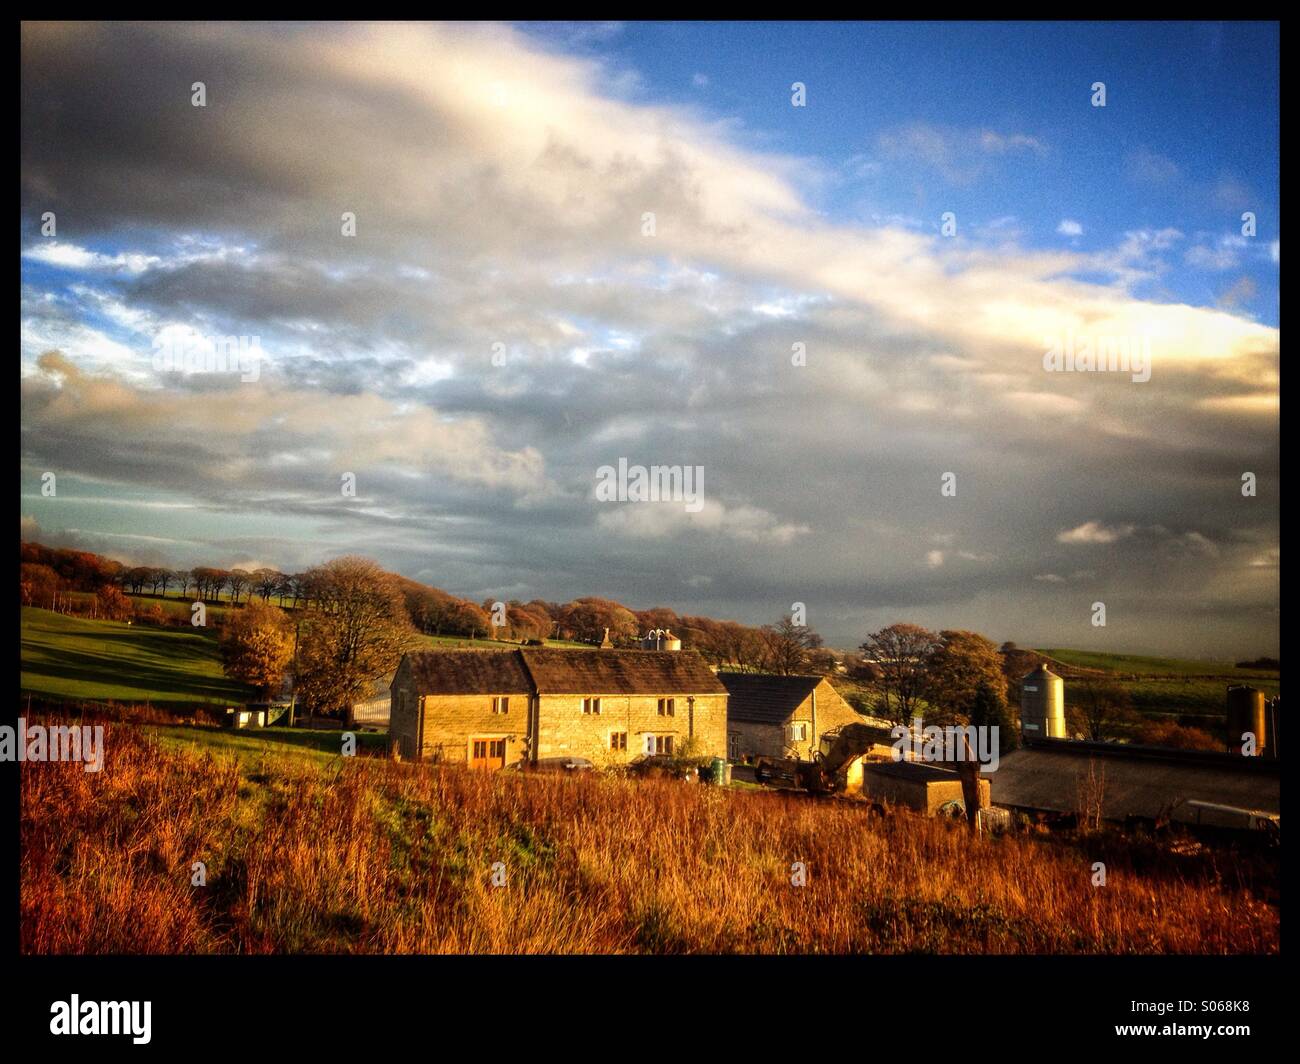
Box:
left=21, top=720, right=1278, bottom=954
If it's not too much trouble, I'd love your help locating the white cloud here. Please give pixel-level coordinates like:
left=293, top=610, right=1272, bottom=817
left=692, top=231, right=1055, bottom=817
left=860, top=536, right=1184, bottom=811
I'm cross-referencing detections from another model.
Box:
left=1056, top=219, right=1083, bottom=237
left=1056, top=521, right=1135, bottom=545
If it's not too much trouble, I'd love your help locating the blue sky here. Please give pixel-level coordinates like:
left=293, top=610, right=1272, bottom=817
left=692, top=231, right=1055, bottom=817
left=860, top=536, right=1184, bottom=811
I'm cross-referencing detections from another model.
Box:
left=532, top=20, right=1280, bottom=321
left=20, top=22, right=1279, bottom=656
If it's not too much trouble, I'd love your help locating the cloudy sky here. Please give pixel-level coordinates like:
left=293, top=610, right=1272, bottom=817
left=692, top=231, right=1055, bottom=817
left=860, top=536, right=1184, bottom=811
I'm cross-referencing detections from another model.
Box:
left=20, top=21, right=1279, bottom=657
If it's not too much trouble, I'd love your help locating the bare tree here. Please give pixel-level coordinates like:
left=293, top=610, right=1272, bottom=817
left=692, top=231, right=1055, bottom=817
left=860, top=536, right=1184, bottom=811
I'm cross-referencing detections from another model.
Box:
left=227, top=569, right=251, bottom=604
left=758, top=617, right=823, bottom=675
left=859, top=623, right=940, bottom=723
left=1066, top=677, right=1136, bottom=741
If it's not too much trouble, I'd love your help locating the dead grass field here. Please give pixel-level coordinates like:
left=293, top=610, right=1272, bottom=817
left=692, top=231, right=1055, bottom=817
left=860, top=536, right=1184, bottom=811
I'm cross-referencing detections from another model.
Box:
left=20, top=718, right=1279, bottom=954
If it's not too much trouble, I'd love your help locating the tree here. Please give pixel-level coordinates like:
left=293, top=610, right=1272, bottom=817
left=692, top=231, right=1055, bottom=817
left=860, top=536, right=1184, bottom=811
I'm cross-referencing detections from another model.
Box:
left=860, top=623, right=939, bottom=723
left=924, top=629, right=1008, bottom=724
left=295, top=557, right=416, bottom=717
left=226, top=569, right=251, bottom=604
left=556, top=597, right=639, bottom=645
left=20, top=562, right=61, bottom=607
left=1066, top=678, right=1136, bottom=741
left=968, top=679, right=1020, bottom=758
left=149, top=567, right=171, bottom=596
left=220, top=601, right=294, bottom=697
left=94, top=585, right=133, bottom=621
left=1135, top=719, right=1220, bottom=751
left=758, top=617, right=823, bottom=675
left=252, top=568, right=284, bottom=603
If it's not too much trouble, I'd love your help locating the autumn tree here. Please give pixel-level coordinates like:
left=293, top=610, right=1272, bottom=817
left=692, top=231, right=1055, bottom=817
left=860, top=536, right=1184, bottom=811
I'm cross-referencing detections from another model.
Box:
left=924, top=629, right=1008, bottom=724
left=220, top=601, right=294, bottom=696
left=94, top=584, right=133, bottom=621
left=20, top=562, right=61, bottom=607
left=295, top=557, right=416, bottom=717
left=860, top=623, right=940, bottom=723
left=557, top=597, right=639, bottom=645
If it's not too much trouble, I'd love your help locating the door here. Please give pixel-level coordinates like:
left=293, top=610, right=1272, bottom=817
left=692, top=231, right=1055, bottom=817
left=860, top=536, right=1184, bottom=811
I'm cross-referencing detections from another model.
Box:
left=470, top=737, right=507, bottom=771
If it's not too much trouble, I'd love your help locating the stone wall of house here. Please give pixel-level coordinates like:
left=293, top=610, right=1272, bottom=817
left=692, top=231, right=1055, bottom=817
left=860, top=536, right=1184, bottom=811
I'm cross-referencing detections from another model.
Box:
left=388, top=658, right=419, bottom=760
left=727, top=719, right=786, bottom=762
left=389, top=664, right=529, bottom=766
left=536, top=692, right=727, bottom=766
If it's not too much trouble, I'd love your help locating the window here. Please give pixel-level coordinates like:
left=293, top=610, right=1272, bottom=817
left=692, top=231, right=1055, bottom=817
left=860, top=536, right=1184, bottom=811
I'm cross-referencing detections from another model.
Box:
left=582, top=697, right=602, bottom=715
left=610, top=732, right=627, bottom=751
left=788, top=722, right=809, bottom=742
left=472, top=739, right=505, bottom=761
left=647, top=734, right=674, bottom=756
left=657, top=697, right=675, bottom=717
left=492, top=696, right=509, bottom=715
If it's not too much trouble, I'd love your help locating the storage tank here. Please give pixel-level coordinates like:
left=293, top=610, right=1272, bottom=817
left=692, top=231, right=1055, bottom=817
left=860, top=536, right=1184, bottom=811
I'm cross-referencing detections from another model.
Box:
left=1226, top=685, right=1268, bottom=756
left=1020, top=664, right=1066, bottom=739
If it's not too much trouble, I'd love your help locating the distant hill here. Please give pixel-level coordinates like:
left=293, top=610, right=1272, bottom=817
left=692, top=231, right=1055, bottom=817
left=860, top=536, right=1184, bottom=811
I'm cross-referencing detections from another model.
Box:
left=1034, top=647, right=1280, bottom=724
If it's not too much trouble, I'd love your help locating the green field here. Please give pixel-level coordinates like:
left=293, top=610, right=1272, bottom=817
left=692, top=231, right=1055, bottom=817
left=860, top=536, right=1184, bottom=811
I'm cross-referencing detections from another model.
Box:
left=1036, top=647, right=1280, bottom=723
left=20, top=606, right=252, bottom=708
left=148, top=722, right=388, bottom=767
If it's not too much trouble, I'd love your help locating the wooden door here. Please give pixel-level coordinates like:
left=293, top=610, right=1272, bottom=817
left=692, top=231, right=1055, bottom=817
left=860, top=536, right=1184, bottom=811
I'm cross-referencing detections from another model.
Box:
left=470, top=737, right=506, bottom=771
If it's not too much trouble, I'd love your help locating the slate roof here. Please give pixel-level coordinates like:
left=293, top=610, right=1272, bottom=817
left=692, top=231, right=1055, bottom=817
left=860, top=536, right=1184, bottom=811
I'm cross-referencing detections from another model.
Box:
left=401, top=648, right=726, bottom=697
left=403, top=650, right=534, bottom=695
left=866, top=760, right=965, bottom=784
left=716, top=672, right=823, bottom=724
left=519, top=648, right=726, bottom=696
left=982, top=738, right=1280, bottom=820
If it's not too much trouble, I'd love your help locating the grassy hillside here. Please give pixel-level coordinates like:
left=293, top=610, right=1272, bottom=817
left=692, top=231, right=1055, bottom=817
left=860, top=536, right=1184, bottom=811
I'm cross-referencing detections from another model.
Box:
left=1037, top=648, right=1280, bottom=724
left=20, top=606, right=251, bottom=708
left=1039, top=648, right=1279, bottom=680
left=149, top=723, right=388, bottom=766
left=20, top=719, right=1278, bottom=954
left=20, top=606, right=596, bottom=713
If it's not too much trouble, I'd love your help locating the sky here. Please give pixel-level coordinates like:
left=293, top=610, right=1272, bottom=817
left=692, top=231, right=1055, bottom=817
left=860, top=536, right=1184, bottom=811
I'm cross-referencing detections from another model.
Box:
left=20, top=21, right=1279, bottom=657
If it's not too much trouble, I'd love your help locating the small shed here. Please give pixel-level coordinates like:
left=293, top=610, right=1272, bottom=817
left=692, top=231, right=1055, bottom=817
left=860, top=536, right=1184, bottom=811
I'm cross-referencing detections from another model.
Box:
left=225, top=705, right=267, bottom=729
left=861, top=760, right=991, bottom=816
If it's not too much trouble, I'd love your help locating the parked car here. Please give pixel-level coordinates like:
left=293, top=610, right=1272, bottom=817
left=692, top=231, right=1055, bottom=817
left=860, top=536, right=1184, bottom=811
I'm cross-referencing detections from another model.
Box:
left=512, top=756, right=595, bottom=774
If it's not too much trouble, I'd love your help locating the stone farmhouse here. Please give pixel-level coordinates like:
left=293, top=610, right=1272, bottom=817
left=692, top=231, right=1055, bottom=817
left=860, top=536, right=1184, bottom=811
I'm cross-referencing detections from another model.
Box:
left=719, top=672, right=875, bottom=762
left=389, top=648, right=728, bottom=768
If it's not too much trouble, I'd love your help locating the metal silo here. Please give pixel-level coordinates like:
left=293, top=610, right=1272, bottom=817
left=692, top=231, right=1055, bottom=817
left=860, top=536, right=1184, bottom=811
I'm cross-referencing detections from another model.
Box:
left=1226, top=685, right=1268, bottom=756
left=1020, top=664, right=1066, bottom=739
